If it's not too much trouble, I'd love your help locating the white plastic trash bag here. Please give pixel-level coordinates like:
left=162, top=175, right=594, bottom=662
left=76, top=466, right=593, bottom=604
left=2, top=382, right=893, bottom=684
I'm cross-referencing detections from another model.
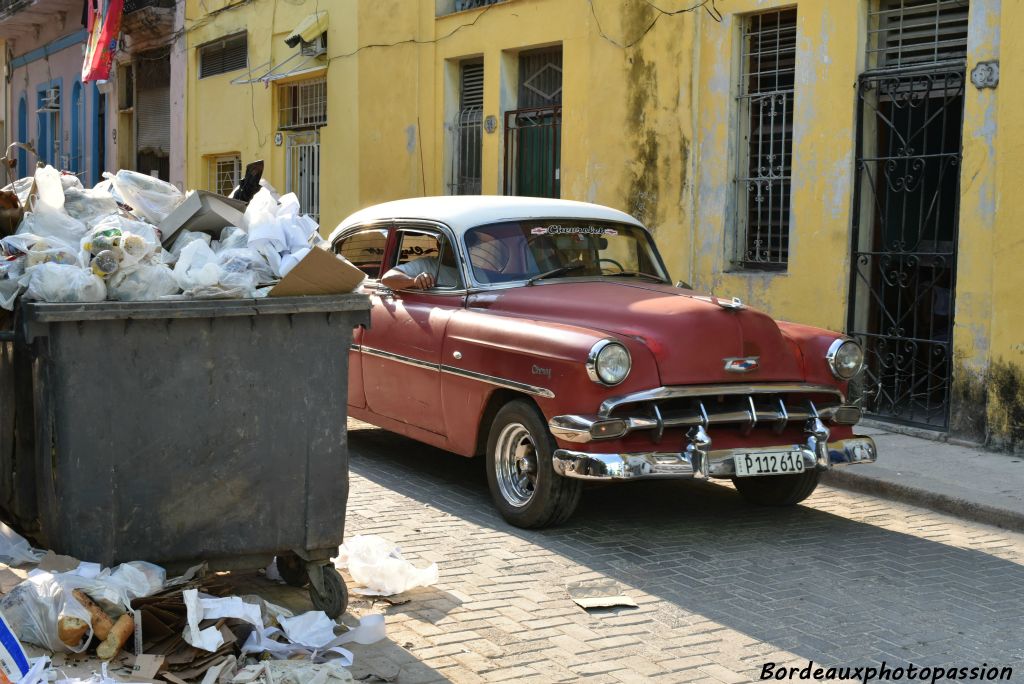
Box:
left=22, top=264, right=106, bottom=303
left=173, top=240, right=258, bottom=299
left=334, top=535, right=438, bottom=596
left=18, top=205, right=88, bottom=252
left=0, top=572, right=94, bottom=652
left=0, top=521, right=44, bottom=566
left=62, top=188, right=119, bottom=228
left=107, top=170, right=184, bottom=224
left=107, top=261, right=179, bottom=301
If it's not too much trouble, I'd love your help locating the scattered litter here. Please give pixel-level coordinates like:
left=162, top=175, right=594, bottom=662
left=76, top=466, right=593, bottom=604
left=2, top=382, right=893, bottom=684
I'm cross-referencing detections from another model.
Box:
left=241, top=613, right=385, bottom=666
left=565, top=579, right=639, bottom=610
left=0, top=608, right=32, bottom=681
left=233, top=660, right=354, bottom=684
left=334, top=536, right=438, bottom=597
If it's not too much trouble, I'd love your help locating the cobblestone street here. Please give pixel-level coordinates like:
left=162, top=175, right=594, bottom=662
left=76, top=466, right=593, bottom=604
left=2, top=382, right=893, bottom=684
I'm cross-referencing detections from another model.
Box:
left=345, top=420, right=1024, bottom=683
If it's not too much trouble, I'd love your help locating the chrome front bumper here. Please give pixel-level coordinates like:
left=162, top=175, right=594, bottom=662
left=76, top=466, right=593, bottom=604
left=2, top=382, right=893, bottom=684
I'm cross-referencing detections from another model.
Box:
left=551, top=437, right=877, bottom=481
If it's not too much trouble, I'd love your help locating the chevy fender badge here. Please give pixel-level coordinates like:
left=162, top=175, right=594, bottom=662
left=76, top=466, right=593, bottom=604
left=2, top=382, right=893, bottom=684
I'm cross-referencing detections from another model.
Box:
left=724, top=357, right=759, bottom=373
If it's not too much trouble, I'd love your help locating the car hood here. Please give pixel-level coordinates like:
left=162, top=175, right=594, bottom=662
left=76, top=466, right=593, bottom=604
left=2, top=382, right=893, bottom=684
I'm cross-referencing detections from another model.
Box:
left=467, top=280, right=806, bottom=385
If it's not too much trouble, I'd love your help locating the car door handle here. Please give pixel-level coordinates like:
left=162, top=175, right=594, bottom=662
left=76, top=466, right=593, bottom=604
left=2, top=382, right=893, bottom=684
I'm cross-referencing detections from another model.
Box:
left=377, top=286, right=396, bottom=300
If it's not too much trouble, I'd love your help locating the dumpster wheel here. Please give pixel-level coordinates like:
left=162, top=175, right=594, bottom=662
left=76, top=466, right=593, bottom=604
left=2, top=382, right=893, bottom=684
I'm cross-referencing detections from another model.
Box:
left=310, top=565, right=349, bottom=619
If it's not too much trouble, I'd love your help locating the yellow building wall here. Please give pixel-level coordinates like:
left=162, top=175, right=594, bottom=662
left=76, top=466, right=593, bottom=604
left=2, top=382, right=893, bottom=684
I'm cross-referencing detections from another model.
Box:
left=184, top=0, right=359, bottom=230
left=986, top=0, right=1024, bottom=448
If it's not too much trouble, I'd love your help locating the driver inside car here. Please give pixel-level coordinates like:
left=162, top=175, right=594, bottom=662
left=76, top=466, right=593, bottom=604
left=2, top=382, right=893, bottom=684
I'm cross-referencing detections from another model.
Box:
left=381, top=241, right=460, bottom=290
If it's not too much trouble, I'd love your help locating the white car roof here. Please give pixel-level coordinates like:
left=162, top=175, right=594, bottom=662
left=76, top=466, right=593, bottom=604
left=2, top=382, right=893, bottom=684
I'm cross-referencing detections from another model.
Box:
left=328, top=196, right=645, bottom=242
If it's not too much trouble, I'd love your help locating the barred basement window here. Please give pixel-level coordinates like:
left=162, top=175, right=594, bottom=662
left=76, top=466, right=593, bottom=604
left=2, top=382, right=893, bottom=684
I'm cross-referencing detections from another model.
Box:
left=868, top=0, right=969, bottom=69
left=208, top=154, right=241, bottom=196
left=279, top=77, right=327, bottom=130
left=450, top=60, right=483, bottom=195
left=734, top=8, right=796, bottom=271
left=199, top=33, right=248, bottom=79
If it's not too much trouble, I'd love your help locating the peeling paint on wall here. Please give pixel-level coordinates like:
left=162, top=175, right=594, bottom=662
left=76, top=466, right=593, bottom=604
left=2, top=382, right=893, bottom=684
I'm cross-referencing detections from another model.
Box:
left=951, top=355, right=1024, bottom=452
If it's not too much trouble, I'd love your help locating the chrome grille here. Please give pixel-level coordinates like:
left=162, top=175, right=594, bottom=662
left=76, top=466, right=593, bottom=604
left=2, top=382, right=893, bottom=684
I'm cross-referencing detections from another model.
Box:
left=605, top=386, right=845, bottom=442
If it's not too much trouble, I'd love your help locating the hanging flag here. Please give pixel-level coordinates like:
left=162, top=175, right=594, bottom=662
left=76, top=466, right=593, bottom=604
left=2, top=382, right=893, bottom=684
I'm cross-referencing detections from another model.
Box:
left=82, top=0, right=125, bottom=82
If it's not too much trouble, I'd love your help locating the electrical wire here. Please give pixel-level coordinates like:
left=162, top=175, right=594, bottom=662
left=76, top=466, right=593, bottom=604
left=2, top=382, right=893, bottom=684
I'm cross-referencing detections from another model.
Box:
left=326, top=4, right=497, bottom=63
left=588, top=0, right=721, bottom=50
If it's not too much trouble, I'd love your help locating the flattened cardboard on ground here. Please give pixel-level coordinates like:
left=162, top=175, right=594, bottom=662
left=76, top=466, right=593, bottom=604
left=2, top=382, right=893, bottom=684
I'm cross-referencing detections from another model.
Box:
left=269, top=246, right=364, bottom=297
left=565, top=579, right=638, bottom=610
left=159, top=190, right=248, bottom=248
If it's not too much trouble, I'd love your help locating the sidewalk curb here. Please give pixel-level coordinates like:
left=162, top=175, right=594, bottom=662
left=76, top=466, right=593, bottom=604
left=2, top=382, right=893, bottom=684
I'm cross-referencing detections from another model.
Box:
left=821, top=469, right=1024, bottom=534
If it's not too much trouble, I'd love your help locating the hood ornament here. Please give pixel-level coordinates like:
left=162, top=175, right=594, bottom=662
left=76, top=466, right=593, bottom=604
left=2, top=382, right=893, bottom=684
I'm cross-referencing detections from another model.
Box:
left=724, top=356, right=759, bottom=373
left=715, top=296, right=744, bottom=310
left=690, top=295, right=745, bottom=310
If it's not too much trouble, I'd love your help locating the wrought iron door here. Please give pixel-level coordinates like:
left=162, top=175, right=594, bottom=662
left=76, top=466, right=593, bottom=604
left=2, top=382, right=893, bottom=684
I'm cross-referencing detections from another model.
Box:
left=847, top=65, right=964, bottom=429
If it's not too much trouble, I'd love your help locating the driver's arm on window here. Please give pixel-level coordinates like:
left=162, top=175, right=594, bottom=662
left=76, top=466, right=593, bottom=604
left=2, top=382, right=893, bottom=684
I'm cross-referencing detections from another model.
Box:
left=381, top=259, right=436, bottom=290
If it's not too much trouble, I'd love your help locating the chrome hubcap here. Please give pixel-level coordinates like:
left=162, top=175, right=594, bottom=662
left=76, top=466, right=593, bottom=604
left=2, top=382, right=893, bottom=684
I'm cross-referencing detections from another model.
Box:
left=494, top=423, right=538, bottom=508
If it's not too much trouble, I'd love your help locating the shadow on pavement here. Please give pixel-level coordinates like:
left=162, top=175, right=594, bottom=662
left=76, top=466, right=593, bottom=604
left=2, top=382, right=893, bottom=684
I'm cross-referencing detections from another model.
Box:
left=348, top=422, right=1024, bottom=669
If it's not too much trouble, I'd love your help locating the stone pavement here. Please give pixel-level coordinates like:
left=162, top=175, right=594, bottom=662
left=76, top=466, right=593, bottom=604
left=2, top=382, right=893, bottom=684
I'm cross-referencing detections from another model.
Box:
left=344, top=419, right=1024, bottom=683
left=824, top=424, right=1024, bottom=533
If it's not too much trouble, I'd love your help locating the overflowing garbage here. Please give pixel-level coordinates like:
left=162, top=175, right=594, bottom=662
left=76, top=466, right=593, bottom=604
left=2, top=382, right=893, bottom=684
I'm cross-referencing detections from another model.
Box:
left=0, top=526, right=388, bottom=683
left=0, top=165, right=362, bottom=310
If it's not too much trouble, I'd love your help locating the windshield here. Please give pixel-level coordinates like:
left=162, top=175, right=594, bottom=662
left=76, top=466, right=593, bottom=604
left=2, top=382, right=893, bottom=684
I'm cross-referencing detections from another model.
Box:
left=464, top=220, right=667, bottom=285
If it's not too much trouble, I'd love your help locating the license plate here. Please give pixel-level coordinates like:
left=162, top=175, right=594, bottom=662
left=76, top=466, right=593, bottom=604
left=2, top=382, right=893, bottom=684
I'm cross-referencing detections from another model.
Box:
left=734, top=451, right=806, bottom=477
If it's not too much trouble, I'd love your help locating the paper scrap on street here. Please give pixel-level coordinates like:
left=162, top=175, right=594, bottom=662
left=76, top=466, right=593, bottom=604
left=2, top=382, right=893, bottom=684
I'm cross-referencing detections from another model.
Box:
left=566, top=579, right=638, bottom=610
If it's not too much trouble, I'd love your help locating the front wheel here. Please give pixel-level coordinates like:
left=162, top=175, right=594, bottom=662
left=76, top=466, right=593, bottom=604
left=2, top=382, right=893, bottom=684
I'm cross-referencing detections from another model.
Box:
left=486, top=400, right=582, bottom=528
left=732, top=470, right=821, bottom=506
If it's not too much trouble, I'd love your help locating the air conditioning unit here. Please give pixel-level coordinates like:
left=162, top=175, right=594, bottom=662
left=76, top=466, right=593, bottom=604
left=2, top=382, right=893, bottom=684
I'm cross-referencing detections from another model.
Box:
left=300, top=32, right=327, bottom=58
left=37, top=87, right=61, bottom=113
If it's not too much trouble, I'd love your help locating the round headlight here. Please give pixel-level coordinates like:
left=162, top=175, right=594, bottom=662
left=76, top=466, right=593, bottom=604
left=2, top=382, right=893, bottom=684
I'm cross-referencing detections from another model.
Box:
left=827, top=339, right=864, bottom=380
left=587, top=340, right=631, bottom=386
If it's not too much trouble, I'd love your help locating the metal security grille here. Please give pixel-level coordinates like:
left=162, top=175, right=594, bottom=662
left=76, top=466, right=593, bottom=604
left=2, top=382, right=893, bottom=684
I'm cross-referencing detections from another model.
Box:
left=848, top=0, right=968, bottom=430
left=208, top=155, right=241, bottom=196
left=735, top=9, right=796, bottom=270
left=868, top=0, right=969, bottom=69
left=279, top=77, right=327, bottom=130
left=287, top=131, right=320, bottom=221
left=451, top=61, right=483, bottom=195
left=504, top=48, right=562, bottom=198
left=199, top=33, right=247, bottom=79
left=38, top=86, right=61, bottom=166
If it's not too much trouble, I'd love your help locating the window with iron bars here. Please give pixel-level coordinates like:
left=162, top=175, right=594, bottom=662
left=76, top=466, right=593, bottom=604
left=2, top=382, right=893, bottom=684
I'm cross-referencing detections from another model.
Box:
left=450, top=60, right=483, bottom=195
left=279, top=77, right=327, bottom=130
left=734, top=8, right=796, bottom=271
left=208, top=154, right=241, bottom=197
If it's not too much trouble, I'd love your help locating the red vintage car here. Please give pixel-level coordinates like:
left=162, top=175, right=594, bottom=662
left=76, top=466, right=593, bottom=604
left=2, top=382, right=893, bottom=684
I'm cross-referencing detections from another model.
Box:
left=329, top=196, right=876, bottom=528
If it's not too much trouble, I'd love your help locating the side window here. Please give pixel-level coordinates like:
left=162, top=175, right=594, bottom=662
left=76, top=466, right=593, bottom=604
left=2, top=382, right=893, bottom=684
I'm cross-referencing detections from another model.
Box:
left=335, top=229, right=388, bottom=279
left=392, top=230, right=463, bottom=289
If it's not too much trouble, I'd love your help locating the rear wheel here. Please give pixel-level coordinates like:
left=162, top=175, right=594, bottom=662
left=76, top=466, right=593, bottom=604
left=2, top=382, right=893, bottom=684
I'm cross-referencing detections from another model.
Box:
left=486, top=400, right=582, bottom=528
left=732, top=470, right=821, bottom=506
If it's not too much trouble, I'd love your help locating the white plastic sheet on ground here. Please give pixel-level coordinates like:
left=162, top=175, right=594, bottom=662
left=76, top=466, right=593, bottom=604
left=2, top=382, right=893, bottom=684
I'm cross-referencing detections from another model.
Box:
left=183, top=590, right=264, bottom=652
left=240, top=613, right=385, bottom=667
left=334, top=535, right=439, bottom=596
left=0, top=521, right=44, bottom=566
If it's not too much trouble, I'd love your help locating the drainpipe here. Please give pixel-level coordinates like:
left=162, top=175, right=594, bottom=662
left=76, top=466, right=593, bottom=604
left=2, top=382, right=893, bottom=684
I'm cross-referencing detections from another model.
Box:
left=687, top=8, right=702, bottom=287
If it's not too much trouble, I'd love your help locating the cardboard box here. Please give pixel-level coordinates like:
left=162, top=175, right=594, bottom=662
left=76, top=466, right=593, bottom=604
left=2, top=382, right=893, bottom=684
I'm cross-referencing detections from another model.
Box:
left=269, top=245, right=365, bottom=297
left=159, top=190, right=248, bottom=248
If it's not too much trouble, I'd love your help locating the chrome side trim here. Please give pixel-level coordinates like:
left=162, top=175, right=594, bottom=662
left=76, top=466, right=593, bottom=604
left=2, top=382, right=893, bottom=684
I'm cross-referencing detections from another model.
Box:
left=361, top=346, right=439, bottom=371
left=350, top=343, right=362, bottom=352
left=548, top=415, right=594, bottom=443
left=599, top=383, right=845, bottom=417
left=360, top=345, right=555, bottom=399
left=551, top=437, right=877, bottom=481
left=440, top=364, right=555, bottom=399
